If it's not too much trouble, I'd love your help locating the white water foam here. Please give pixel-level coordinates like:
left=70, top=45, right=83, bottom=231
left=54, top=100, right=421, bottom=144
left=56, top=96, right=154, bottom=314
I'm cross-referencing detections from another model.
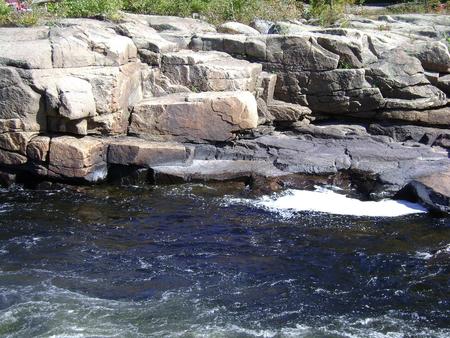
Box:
left=230, top=187, right=427, bottom=217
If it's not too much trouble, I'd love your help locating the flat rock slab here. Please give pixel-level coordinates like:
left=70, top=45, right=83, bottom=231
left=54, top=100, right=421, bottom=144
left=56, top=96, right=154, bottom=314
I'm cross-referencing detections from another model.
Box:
left=186, top=133, right=450, bottom=199
left=152, top=159, right=285, bottom=182
left=129, top=91, right=258, bottom=143
left=107, top=137, right=192, bottom=167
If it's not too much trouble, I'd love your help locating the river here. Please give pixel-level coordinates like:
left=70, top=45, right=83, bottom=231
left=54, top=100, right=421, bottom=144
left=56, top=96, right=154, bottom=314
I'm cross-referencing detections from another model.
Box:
left=0, top=183, right=448, bottom=337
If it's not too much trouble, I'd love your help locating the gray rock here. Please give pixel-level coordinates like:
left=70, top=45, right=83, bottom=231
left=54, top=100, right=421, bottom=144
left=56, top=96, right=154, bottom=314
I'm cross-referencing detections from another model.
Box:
left=0, top=67, right=44, bottom=132
left=377, top=107, right=450, bottom=126
left=404, top=41, right=450, bottom=73
left=250, top=19, right=273, bottom=34
left=218, top=22, right=260, bottom=35
left=368, top=123, right=450, bottom=146
left=161, top=50, right=262, bottom=92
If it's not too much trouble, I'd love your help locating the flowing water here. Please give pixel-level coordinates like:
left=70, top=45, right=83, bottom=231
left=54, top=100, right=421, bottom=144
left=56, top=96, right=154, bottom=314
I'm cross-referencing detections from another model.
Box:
left=0, top=184, right=449, bottom=338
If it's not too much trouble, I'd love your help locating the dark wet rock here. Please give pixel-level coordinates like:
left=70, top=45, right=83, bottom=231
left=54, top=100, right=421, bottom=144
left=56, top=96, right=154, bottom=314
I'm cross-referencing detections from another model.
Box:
left=399, top=168, right=450, bottom=214
left=0, top=170, right=16, bottom=187
left=107, top=164, right=152, bottom=186
left=368, top=123, right=450, bottom=147
left=180, top=133, right=449, bottom=200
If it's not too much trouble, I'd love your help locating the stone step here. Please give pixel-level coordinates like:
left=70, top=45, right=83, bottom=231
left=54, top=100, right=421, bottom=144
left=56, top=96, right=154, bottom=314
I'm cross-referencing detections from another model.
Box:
left=161, top=50, right=262, bottom=93
left=129, top=91, right=258, bottom=143
left=107, top=137, right=193, bottom=167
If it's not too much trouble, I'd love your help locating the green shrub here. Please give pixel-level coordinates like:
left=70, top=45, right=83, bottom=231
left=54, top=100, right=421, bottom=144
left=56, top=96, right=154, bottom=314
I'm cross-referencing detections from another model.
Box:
left=0, top=1, right=42, bottom=27
left=0, top=1, right=11, bottom=24
left=52, top=0, right=123, bottom=19
left=308, top=0, right=356, bottom=26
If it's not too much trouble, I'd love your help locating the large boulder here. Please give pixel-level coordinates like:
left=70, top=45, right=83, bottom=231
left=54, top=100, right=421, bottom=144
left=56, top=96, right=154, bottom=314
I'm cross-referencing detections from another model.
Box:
left=48, top=136, right=107, bottom=182
left=129, top=91, right=258, bottom=143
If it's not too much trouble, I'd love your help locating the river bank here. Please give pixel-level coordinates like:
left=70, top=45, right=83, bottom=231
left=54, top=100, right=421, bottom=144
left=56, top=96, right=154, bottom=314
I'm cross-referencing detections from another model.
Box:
left=0, top=13, right=449, bottom=213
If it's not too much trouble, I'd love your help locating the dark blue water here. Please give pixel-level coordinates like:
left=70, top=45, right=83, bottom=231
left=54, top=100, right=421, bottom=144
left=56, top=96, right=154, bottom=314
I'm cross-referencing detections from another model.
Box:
left=0, top=184, right=449, bottom=337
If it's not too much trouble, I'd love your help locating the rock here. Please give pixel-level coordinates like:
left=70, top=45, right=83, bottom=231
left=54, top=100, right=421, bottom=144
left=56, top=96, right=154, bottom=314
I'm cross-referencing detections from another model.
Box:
left=256, top=98, right=274, bottom=125
left=0, top=119, right=24, bottom=133
left=377, top=107, right=450, bottom=127
left=27, top=135, right=50, bottom=162
left=0, top=132, right=37, bottom=155
left=129, top=91, right=258, bottom=143
left=0, top=27, right=52, bottom=69
left=218, top=22, right=260, bottom=35
left=47, top=117, right=88, bottom=136
left=268, top=100, right=312, bottom=122
left=435, top=74, right=450, bottom=95
left=401, top=168, right=450, bottom=214
left=116, top=20, right=178, bottom=53
left=366, top=50, right=447, bottom=110
left=50, top=23, right=137, bottom=68
left=368, top=123, right=450, bottom=146
left=250, top=19, right=273, bottom=34
left=144, top=15, right=216, bottom=34
left=56, top=77, right=97, bottom=120
left=87, top=113, right=130, bottom=136
left=266, top=67, right=384, bottom=114
left=161, top=50, right=262, bottom=92
left=256, top=71, right=277, bottom=103
left=107, top=137, right=192, bottom=167
left=0, top=149, right=28, bottom=166
left=266, top=35, right=339, bottom=70
left=294, top=122, right=369, bottom=139
left=0, top=170, right=16, bottom=187
left=152, top=159, right=285, bottom=183
left=346, top=14, right=450, bottom=40
left=48, top=136, right=107, bottom=182
left=27, top=62, right=149, bottom=134
left=0, top=67, right=45, bottom=132
left=404, top=41, right=450, bottom=73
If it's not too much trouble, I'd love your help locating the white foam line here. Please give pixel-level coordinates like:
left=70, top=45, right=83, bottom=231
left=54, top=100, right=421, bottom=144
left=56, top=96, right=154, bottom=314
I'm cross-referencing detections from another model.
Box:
left=234, top=187, right=428, bottom=217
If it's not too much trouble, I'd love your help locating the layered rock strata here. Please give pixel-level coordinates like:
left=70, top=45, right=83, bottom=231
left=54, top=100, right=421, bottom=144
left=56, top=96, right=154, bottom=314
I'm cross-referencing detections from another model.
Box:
left=0, top=14, right=449, bottom=213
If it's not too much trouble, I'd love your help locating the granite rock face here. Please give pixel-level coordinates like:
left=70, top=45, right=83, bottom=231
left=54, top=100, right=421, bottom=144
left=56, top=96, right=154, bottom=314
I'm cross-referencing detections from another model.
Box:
left=0, top=14, right=449, bottom=213
left=129, top=91, right=259, bottom=143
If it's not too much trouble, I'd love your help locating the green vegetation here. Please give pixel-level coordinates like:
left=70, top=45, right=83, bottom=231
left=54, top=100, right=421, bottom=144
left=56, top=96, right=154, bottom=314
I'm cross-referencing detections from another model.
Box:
left=0, top=0, right=448, bottom=28
left=48, top=0, right=123, bottom=20
left=0, top=1, right=11, bottom=24
left=121, top=0, right=303, bottom=25
left=0, top=1, right=41, bottom=26
left=307, top=0, right=358, bottom=26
